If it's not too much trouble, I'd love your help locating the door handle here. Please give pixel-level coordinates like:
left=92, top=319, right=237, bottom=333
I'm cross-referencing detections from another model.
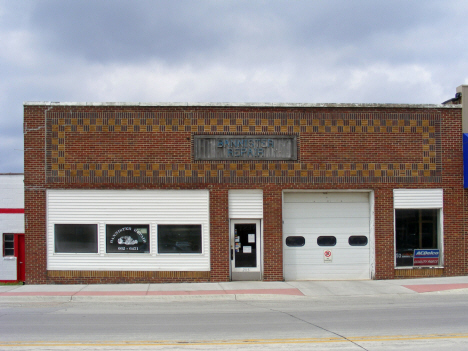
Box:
left=231, top=249, right=233, bottom=260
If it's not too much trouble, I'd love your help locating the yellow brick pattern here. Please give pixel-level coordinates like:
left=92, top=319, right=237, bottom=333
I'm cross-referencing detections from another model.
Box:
left=48, top=111, right=440, bottom=182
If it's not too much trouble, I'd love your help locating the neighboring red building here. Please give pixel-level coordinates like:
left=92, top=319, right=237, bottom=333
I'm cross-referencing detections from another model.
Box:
left=23, top=96, right=465, bottom=284
left=0, top=174, right=25, bottom=283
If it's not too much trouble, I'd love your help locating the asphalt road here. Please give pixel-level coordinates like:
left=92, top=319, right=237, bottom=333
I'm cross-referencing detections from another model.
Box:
left=1, top=293, right=468, bottom=350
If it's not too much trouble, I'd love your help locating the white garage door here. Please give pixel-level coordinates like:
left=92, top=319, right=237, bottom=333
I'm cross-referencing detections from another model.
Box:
left=283, top=192, right=372, bottom=280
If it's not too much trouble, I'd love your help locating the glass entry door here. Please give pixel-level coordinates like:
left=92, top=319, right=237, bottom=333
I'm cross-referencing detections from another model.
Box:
left=230, top=220, right=262, bottom=281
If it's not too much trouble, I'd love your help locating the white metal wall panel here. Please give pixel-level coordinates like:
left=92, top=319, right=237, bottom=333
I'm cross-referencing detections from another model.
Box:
left=0, top=257, right=17, bottom=280
left=229, top=190, right=263, bottom=219
left=393, top=189, right=443, bottom=209
left=283, top=192, right=372, bottom=280
left=0, top=174, right=24, bottom=209
left=47, top=190, right=210, bottom=271
left=0, top=214, right=24, bottom=236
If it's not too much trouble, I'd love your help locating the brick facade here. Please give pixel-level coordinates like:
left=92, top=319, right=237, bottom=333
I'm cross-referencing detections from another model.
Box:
left=24, top=103, right=465, bottom=284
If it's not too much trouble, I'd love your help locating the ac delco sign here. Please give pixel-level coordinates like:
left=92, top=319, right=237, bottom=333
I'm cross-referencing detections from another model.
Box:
left=194, top=135, right=297, bottom=161
left=413, top=249, right=439, bottom=266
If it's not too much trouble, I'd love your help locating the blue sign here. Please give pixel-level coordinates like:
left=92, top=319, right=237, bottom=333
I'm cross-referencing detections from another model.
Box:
left=413, top=249, right=439, bottom=266
left=464, top=134, right=468, bottom=188
left=414, top=249, right=439, bottom=258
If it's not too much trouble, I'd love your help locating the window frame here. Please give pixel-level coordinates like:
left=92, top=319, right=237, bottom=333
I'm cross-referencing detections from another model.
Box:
left=105, top=224, right=150, bottom=254
left=317, top=236, right=337, bottom=247
left=393, top=189, right=444, bottom=268
left=348, top=235, right=368, bottom=246
left=285, top=236, right=306, bottom=247
left=157, top=224, right=203, bottom=254
left=3, top=234, right=15, bottom=257
left=54, top=224, right=99, bottom=254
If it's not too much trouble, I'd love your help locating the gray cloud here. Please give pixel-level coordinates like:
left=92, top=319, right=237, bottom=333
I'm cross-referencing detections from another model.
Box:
left=0, top=0, right=467, bottom=172
left=28, top=1, right=235, bottom=64
left=20, top=1, right=459, bottom=65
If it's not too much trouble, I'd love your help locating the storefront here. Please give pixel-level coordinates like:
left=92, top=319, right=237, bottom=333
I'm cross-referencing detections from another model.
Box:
left=23, top=98, right=466, bottom=284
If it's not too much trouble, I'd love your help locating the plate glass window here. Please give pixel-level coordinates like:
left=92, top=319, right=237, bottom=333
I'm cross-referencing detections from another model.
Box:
left=395, top=209, right=439, bottom=267
left=158, top=225, right=202, bottom=253
left=55, top=224, right=98, bottom=253
left=234, top=223, right=257, bottom=267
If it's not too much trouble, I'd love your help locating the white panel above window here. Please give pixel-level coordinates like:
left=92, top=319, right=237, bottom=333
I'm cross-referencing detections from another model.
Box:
left=229, top=190, right=263, bottom=219
left=393, top=189, right=443, bottom=209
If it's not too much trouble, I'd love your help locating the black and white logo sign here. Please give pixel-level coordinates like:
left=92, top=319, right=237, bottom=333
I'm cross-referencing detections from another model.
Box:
left=106, top=225, right=150, bottom=253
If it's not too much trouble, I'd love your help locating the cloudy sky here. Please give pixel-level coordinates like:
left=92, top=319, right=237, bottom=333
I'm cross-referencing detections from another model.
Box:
left=1, top=0, right=467, bottom=172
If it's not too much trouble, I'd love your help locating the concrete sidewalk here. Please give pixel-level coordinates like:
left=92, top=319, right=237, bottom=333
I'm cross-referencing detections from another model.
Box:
left=2, top=276, right=468, bottom=301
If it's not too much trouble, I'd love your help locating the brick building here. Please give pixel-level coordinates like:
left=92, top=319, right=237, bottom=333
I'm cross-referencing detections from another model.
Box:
left=23, top=90, right=467, bottom=284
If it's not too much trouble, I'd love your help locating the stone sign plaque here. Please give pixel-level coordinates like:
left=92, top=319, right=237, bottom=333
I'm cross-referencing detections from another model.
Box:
left=194, top=135, right=297, bottom=161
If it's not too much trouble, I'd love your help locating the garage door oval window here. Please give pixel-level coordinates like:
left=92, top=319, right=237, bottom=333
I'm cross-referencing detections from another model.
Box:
left=286, top=236, right=305, bottom=247
left=317, top=236, right=336, bottom=246
left=348, top=236, right=368, bottom=246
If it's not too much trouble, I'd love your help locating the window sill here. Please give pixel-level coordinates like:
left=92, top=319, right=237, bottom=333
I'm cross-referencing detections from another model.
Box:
left=395, top=266, right=444, bottom=269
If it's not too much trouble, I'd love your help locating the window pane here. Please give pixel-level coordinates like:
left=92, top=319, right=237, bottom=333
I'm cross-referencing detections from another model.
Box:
left=421, top=222, right=436, bottom=248
left=4, top=234, right=15, bottom=256
left=234, top=223, right=257, bottom=268
left=55, top=224, right=98, bottom=253
left=317, top=236, right=336, bottom=246
left=5, top=248, right=14, bottom=256
left=395, top=209, right=439, bottom=267
left=158, top=225, right=202, bottom=254
left=106, top=225, right=150, bottom=253
left=395, top=209, right=419, bottom=250
left=286, top=236, right=305, bottom=247
left=348, top=236, right=368, bottom=246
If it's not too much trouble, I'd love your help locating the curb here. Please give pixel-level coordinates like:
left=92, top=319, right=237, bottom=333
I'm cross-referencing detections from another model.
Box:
left=0, top=293, right=307, bottom=303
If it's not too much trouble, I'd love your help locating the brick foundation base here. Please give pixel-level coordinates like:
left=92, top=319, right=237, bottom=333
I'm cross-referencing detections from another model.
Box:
left=394, top=268, right=444, bottom=278
left=44, top=270, right=212, bottom=284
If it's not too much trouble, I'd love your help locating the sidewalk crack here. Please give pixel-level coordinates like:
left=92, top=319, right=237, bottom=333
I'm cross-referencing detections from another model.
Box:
left=69, top=285, right=89, bottom=301
left=237, top=300, right=369, bottom=351
left=273, top=308, right=369, bottom=351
